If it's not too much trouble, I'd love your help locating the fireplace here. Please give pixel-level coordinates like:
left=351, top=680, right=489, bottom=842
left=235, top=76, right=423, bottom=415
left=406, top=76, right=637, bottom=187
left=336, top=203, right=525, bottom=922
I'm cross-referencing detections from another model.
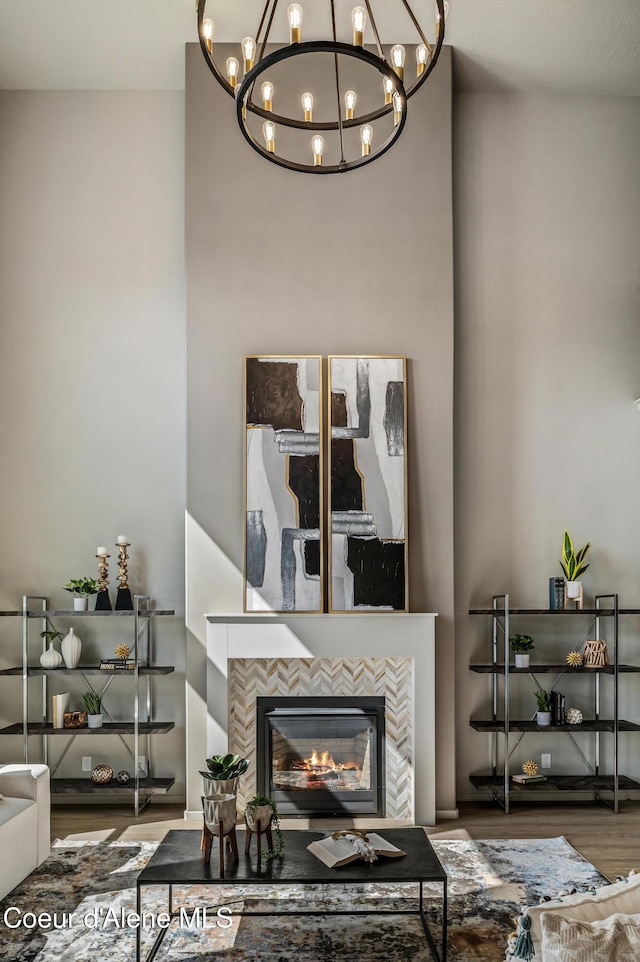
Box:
left=256, top=696, right=386, bottom=816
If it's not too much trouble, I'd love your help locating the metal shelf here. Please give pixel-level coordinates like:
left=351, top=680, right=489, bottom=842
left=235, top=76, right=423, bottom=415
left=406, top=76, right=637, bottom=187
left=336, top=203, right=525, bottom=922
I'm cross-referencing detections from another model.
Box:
left=0, top=666, right=175, bottom=676
left=469, top=664, right=640, bottom=674
left=470, top=774, right=640, bottom=794
left=470, top=719, right=640, bottom=733
left=0, top=722, right=175, bottom=735
left=51, top=777, right=175, bottom=796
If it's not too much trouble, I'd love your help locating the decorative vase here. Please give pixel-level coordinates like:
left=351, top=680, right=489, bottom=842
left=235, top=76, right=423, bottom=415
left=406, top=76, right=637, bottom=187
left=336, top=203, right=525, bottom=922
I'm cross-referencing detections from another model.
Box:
left=244, top=803, right=273, bottom=832
left=514, top=654, right=530, bottom=669
left=87, top=713, right=103, bottom=729
left=536, top=711, right=552, bottom=726
left=73, top=596, right=88, bottom=611
left=202, top=776, right=239, bottom=798
left=203, top=794, right=237, bottom=837
left=61, top=628, right=82, bottom=669
left=91, top=764, right=113, bottom=784
left=40, top=643, right=63, bottom=669
left=565, top=581, right=583, bottom=608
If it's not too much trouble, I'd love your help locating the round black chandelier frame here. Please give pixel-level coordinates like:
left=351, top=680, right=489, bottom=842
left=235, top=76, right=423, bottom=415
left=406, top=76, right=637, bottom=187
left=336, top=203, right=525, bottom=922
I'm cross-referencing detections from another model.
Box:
left=196, top=0, right=446, bottom=174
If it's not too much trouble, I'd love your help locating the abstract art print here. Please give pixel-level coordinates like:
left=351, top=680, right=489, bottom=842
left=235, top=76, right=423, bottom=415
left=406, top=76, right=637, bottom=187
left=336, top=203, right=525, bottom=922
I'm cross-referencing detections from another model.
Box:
left=244, top=356, right=323, bottom=612
left=328, top=356, right=407, bottom=612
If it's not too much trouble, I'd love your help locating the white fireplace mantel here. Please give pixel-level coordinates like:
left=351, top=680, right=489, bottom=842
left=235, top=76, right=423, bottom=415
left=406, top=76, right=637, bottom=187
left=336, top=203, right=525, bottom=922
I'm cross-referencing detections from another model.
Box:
left=186, top=613, right=437, bottom=825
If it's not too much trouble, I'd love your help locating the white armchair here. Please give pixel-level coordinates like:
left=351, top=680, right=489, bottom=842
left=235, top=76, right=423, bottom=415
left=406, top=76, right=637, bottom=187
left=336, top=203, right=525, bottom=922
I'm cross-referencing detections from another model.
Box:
left=0, top=764, right=51, bottom=900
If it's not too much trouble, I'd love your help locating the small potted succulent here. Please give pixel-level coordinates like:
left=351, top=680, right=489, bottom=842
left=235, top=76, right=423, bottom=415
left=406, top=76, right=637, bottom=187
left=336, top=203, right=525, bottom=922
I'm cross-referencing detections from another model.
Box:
left=64, top=577, right=99, bottom=611
left=82, top=691, right=103, bottom=728
left=244, top=793, right=284, bottom=862
left=560, top=530, right=591, bottom=604
left=510, top=634, right=534, bottom=669
left=200, top=753, right=249, bottom=797
left=534, top=689, right=551, bottom=726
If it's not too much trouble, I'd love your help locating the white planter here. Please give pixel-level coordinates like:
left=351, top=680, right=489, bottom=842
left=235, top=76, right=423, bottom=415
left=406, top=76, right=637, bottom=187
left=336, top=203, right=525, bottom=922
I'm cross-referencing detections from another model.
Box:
left=61, top=628, right=82, bottom=669
left=244, top=803, right=273, bottom=832
left=565, top=581, right=582, bottom=600
left=514, top=653, right=530, bottom=669
left=536, top=711, right=552, bottom=726
left=202, top=776, right=239, bottom=798
left=73, top=597, right=88, bottom=611
left=40, top=642, right=63, bottom=669
left=87, top=713, right=102, bottom=729
left=203, top=794, right=237, bottom=836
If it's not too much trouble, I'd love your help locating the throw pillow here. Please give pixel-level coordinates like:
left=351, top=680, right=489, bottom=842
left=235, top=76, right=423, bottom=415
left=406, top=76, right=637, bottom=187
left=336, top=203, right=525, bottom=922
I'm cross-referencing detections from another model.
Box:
left=541, top=911, right=640, bottom=962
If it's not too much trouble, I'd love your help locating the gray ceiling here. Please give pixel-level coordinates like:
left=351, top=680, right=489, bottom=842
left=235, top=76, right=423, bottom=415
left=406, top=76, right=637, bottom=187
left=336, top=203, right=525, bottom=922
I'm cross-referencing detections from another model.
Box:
left=0, top=0, right=639, bottom=95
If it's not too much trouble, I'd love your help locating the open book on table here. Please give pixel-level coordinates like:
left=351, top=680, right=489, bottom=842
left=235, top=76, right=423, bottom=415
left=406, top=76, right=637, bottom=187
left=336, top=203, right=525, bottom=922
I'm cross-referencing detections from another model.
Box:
left=307, top=831, right=406, bottom=868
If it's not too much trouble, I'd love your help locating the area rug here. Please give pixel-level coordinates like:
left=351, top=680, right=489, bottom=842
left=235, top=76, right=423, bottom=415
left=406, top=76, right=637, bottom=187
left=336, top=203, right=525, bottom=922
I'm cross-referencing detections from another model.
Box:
left=0, top=835, right=608, bottom=962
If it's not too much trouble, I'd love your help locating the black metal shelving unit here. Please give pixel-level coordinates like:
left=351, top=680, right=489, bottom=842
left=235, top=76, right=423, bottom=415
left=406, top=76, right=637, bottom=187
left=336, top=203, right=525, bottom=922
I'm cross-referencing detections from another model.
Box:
left=0, top=595, right=176, bottom=815
left=469, top=593, right=640, bottom=813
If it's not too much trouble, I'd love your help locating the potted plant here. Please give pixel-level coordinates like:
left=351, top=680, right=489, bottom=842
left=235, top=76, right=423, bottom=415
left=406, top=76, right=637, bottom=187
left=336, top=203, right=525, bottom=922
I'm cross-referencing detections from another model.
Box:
left=510, top=634, right=534, bottom=669
left=534, top=689, right=552, bottom=726
left=244, top=793, right=284, bottom=862
left=560, top=530, right=591, bottom=603
left=200, top=753, right=249, bottom=797
left=64, top=577, right=99, bottom=611
left=39, top=630, right=64, bottom=668
left=82, top=691, right=103, bottom=728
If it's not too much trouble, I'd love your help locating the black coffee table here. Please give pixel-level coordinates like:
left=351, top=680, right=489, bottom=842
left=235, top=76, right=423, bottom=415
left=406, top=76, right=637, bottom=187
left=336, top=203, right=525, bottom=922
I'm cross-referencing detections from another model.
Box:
left=136, top=827, right=447, bottom=962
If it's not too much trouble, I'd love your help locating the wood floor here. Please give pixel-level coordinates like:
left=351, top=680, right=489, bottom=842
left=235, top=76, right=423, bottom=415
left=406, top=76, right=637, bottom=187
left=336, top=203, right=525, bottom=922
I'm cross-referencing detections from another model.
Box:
left=50, top=799, right=640, bottom=882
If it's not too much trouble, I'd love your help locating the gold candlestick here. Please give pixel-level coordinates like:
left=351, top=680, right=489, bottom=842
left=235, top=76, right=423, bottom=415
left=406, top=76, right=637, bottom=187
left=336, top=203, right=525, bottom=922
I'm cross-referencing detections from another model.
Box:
left=95, top=550, right=112, bottom=610
left=115, top=541, right=133, bottom=610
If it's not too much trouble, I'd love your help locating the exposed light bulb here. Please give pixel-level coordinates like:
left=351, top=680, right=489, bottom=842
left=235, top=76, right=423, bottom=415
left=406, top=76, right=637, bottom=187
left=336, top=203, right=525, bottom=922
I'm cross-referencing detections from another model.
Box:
left=301, top=91, right=314, bottom=122
left=261, top=81, right=274, bottom=111
left=416, top=43, right=429, bottom=75
left=226, top=57, right=239, bottom=88
left=360, top=123, right=373, bottom=157
left=351, top=6, right=366, bottom=46
left=390, top=44, right=405, bottom=81
left=241, top=37, right=256, bottom=72
left=393, top=91, right=402, bottom=126
left=312, top=134, right=324, bottom=166
left=344, top=89, right=357, bottom=121
left=202, top=18, right=215, bottom=55
left=263, top=120, right=276, bottom=153
left=288, top=3, right=302, bottom=43
left=382, top=76, right=394, bottom=106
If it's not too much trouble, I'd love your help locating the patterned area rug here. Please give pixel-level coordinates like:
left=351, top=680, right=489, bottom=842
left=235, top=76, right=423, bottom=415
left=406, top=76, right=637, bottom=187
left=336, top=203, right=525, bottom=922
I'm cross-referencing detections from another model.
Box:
left=0, top=835, right=607, bottom=962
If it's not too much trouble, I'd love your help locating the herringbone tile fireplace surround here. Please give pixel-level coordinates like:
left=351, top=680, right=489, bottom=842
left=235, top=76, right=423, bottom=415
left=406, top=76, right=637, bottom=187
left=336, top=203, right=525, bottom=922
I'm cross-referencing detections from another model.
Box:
left=228, top=656, right=414, bottom=818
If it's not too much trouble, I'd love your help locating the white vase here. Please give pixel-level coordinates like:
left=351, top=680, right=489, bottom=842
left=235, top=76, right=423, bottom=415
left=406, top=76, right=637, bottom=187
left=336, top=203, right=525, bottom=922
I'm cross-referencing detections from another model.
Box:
left=565, top=581, right=582, bottom=600
left=514, top=653, right=530, bottom=669
left=73, top=596, right=88, bottom=611
left=203, top=794, right=237, bottom=837
left=61, top=627, right=82, bottom=669
left=40, top=643, right=63, bottom=669
left=87, top=713, right=102, bottom=729
left=536, top=711, right=552, bottom=726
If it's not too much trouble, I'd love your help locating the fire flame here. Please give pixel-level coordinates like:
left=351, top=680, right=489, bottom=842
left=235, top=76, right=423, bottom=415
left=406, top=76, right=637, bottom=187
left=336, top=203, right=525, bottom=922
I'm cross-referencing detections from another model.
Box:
left=300, top=749, right=359, bottom=774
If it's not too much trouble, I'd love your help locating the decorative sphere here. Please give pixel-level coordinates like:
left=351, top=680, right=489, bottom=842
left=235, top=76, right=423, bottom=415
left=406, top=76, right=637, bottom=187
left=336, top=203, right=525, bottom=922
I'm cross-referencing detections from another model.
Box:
left=566, top=707, right=583, bottom=725
left=522, top=759, right=539, bottom=776
left=116, top=770, right=130, bottom=785
left=91, top=764, right=113, bottom=784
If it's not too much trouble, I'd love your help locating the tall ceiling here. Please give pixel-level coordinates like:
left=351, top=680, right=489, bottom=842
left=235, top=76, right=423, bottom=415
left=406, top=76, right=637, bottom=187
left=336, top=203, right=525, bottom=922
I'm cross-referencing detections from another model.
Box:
left=0, top=0, right=639, bottom=95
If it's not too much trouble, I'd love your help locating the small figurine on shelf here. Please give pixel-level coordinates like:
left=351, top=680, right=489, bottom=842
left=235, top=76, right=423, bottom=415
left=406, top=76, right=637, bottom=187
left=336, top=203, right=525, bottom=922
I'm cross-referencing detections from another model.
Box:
left=566, top=650, right=583, bottom=667
left=115, top=536, right=133, bottom=610
left=522, top=759, right=538, bottom=776
left=115, top=643, right=131, bottom=665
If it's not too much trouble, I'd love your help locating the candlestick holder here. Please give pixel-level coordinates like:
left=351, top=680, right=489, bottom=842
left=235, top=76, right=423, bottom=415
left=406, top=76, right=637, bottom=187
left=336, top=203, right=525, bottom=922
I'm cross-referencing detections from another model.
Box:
left=95, top=551, right=112, bottom=610
left=115, top=541, right=133, bottom=610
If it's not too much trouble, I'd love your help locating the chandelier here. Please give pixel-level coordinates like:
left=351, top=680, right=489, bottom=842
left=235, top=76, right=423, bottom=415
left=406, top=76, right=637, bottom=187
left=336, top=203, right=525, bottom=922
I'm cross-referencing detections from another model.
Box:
left=196, top=0, right=447, bottom=174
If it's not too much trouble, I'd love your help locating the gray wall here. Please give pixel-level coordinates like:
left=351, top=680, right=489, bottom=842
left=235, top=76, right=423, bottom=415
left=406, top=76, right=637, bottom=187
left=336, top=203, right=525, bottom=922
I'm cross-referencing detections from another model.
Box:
left=454, top=93, right=640, bottom=795
left=185, top=44, right=457, bottom=815
left=0, top=91, right=187, bottom=798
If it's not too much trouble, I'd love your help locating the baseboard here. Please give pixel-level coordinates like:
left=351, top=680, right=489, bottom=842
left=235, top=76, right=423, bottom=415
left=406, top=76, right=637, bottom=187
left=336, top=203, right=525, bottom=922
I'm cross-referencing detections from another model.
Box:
left=435, top=809, right=460, bottom=820
left=185, top=809, right=203, bottom=820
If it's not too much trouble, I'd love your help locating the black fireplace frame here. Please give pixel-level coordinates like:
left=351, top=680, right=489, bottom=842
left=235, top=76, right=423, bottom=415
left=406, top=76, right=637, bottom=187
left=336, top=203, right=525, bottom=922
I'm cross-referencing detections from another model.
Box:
left=256, top=695, right=386, bottom=817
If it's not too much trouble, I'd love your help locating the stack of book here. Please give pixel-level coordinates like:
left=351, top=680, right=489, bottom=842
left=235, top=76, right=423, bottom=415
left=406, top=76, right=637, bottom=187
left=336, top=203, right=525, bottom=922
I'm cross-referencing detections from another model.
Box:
left=549, top=577, right=566, bottom=609
left=512, top=773, right=547, bottom=784
left=100, top=659, right=136, bottom=670
left=551, top=690, right=566, bottom=725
